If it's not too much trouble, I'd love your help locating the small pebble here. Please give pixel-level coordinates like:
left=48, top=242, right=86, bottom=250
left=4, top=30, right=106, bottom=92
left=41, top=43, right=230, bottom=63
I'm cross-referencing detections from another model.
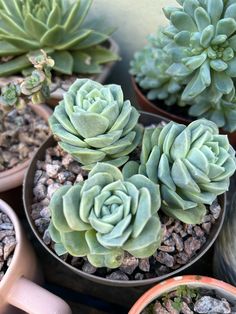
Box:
left=139, top=258, right=150, bottom=272
left=156, top=252, right=174, bottom=268
left=106, top=271, right=129, bottom=281
left=82, top=262, right=97, bottom=274
left=194, top=296, right=231, bottom=313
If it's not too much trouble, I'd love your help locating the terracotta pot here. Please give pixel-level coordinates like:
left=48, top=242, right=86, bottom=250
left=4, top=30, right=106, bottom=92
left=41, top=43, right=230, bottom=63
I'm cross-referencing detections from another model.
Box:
left=0, top=199, right=71, bottom=314
left=0, top=104, right=52, bottom=213
left=131, top=77, right=236, bottom=147
left=0, top=38, right=119, bottom=109
left=213, top=190, right=236, bottom=286
left=23, top=112, right=226, bottom=287
left=129, top=275, right=236, bottom=314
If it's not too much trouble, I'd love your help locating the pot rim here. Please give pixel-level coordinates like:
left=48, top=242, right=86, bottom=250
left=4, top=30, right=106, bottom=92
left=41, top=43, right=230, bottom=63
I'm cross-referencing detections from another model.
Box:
left=128, top=275, right=236, bottom=314
left=23, top=111, right=226, bottom=287
left=0, top=104, right=52, bottom=193
left=0, top=199, right=22, bottom=289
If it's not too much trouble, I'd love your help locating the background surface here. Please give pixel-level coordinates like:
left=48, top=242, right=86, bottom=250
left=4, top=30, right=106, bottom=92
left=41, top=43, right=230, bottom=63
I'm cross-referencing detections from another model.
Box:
left=90, top=0, right=176, bottom=102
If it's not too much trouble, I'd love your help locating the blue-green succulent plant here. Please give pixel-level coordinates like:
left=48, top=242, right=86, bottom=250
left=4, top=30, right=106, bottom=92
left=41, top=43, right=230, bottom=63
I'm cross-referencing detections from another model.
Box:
left=49, top=78, right=143, bottom=170
left=48, top=163, right=163, bottom=268
left=123, top=119, right=236, bottom=224
left=131, top=0, right=236, bottom=132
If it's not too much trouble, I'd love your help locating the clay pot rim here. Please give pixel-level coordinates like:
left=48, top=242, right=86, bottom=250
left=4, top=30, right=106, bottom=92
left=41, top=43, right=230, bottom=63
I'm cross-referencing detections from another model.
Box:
left=23, top=111, right=226, bottom=287
left=131, top=76, right=191, bottom=125
left=132, top=77, right=236, bottom=146
left=0, top=199, right=22, bottom=289
left=128, top=275, right=236, bottom=314
left=0, top=104, right=52, bottom=193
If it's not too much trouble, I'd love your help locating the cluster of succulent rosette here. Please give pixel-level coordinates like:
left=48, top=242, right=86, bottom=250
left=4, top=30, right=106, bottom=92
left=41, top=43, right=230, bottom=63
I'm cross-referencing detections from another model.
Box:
left=130, top=0, right=236, bottom=133
left=48, top=78, right=236, bottom=268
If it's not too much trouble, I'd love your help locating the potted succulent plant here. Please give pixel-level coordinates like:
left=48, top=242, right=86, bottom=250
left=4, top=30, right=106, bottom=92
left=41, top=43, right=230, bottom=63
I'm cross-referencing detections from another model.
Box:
left=0, top=199, right=72, bottom=314
left=23, top=78, right=236, bottom=286
left=0, top=51, right=52, bottom=212
left=129, top=275, right=236, bottom=314
left=130, top=0, right=236, bottom=146
left=0, top=0, right=119, bottom=106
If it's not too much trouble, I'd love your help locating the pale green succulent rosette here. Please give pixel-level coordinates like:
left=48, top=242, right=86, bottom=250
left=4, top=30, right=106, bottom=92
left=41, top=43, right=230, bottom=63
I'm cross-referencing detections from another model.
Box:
left=48, top=163, right=163, bottom=268
left=123, top=119, right=236, bottom=224
left=162, top=0, right=236, bottom=131
left=49, top=79, right=142, bottom=170
left=0, top=0, right=119, bottom=76
left=130, top=31, right=185, bottom=105
left=189, top=87, right=236, bottom=132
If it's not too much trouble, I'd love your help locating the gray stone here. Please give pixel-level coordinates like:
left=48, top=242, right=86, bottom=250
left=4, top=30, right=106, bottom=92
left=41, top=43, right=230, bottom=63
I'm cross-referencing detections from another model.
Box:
left=45, top=164, right=61, bottom=178
left=210, top=200, right=221, bottom=219
left=194, top=296, right=231, bottom=313
left=82, top=262, right=97, bottom=274
left=106, top=271, right=129, bottom=281
left=156, top=251, right=174, bottom=268
left=120, top=254, right=138, bottom=275
left=184, top=237, right=201, bottom=257
left=139, top=258, right=150, bottom=272
left=172, top=233, right=184, bottom=252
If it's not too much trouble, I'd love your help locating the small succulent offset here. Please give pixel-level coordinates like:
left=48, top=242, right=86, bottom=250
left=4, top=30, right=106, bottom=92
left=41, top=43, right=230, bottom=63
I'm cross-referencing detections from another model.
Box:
left=123, top=119, right=236, bottom=224
left=130, top=30, right=184, bottom=106
left=49, top=78, right=143, bottom=170
left=0, top=83, right=23, bottom=110
left=0, top=50, right=54, bottom=111
left=0, top=0, right=119, bottom=76
left=48, top=163, right=163, bottom=268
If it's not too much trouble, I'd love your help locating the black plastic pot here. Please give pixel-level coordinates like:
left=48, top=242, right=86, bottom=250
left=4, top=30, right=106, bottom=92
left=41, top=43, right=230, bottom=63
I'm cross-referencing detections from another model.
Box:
left=23, top=112, right=226, bottom=287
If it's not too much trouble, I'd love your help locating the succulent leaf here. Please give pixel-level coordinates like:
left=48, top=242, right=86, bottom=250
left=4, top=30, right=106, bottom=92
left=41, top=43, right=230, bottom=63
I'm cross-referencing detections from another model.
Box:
left=48, top=163, right=162, bottom=268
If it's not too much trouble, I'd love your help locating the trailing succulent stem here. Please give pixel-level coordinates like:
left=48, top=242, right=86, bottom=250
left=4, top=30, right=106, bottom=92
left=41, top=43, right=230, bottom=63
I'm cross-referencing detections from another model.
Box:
left=0, top=50, right=54, bottom=112
left=48, top=163, right=163, bottom=268
left=49, top=78, right=143, bottom=169
left=0, top=0, right=119, bottom=76
left=123, top=119, right=236, bottom=224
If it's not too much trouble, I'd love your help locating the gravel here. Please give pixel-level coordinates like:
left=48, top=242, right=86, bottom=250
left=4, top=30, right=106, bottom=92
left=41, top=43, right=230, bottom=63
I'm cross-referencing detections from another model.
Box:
left=30, top=144, right=221, bottom=281
left=0, top=211, right=17, bottom=280
left=0, top=106, right=50, bottom=171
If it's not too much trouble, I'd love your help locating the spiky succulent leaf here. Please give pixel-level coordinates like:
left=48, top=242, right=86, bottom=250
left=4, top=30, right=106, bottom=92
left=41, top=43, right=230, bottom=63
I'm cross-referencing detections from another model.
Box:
left=124, top=119, right=236, bottom=224
left=49, top=78, right=143, bottom=169
left=48, top=163, right=163, bottom=268
left=0, top=0, right=119, bottom=76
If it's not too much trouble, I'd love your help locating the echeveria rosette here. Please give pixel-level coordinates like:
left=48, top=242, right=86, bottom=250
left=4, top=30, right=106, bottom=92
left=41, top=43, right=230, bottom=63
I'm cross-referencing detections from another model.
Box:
left=0, top=83, right=22, bottom=109
left=49, top=79, right=143, bottom=170
left=123, top=119, right=236, bottom=224
left=48, top=163, right=163, bottom=268
left=130, top=31, right=185, bottom=106
left=0, top=0, right=119, bottom=76
left=162, top=0, right=236, bottom=131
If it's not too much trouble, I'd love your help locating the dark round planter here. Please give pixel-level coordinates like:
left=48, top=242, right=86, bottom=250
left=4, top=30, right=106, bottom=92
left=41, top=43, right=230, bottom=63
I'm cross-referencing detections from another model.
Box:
left=213, top=191, right=236, bottom=286
left=23, top=112, right=226, bottom=287
left=132, top=77, right=236, bottom=147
